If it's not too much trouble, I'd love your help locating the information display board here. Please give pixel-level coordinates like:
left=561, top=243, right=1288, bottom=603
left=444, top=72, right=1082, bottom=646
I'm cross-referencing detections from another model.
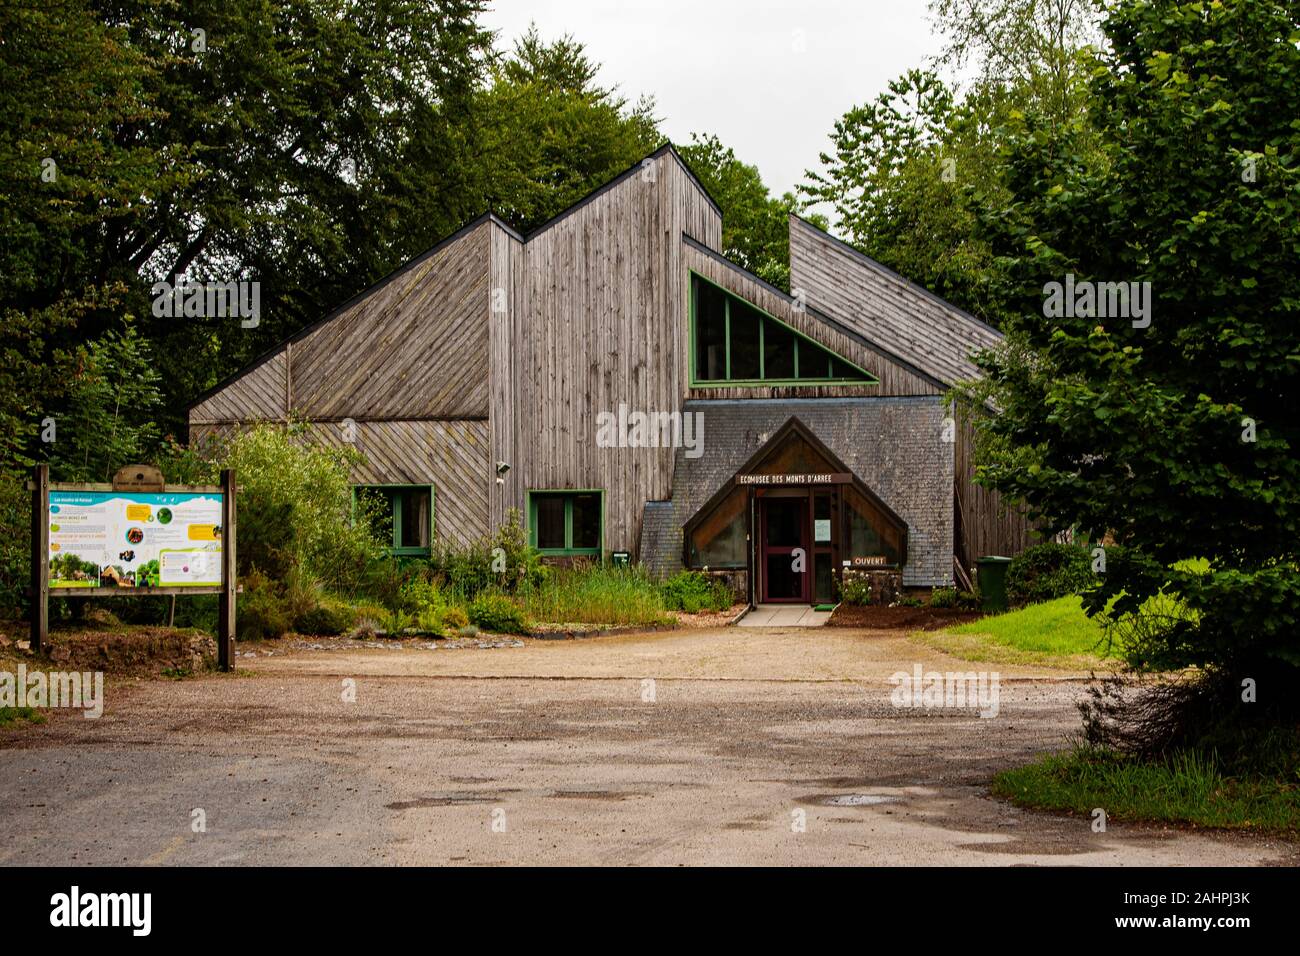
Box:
left=30, top=465, right=237, bottom=670
left=48, top=491, right=224, bottom=589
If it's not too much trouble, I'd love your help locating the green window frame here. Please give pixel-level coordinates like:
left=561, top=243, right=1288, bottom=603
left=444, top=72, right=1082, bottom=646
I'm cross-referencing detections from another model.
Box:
left=688, top=271, right=878, bottom=387
left=353, top=484, right=435, bottom=556
left=527, top=490, right=604, bottom=557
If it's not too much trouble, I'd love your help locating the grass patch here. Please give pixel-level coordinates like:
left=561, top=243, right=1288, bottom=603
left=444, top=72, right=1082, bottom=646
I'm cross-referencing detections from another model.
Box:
left=0, top=706, right=46, bottom=727
left=913, top=595, right=1118, bottom=668
left=994, top=747, right=1300, bottom=834
left=516, top=566, right=673, bottom=628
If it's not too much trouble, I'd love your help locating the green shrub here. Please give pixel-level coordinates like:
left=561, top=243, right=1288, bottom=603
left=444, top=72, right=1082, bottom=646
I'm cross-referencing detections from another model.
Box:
left=219, top=422, right=384, bottom=590
left=1007, top=542, right=1094, bottom=605
left=415, top=606, right=443, bottom=633
left=837, top=573, right=873, bottom=606
left=467, top=593, right=530, bottom=634
left=398, top=574, right=445, bottom=614
left=294, top=599, right=355, bottom=636
left=383, top=609, right=415, bottom=634
left=929, top=587, right=959, bottom=608
left=236, top=572, right=292, bottom=640
left=414, top=603, right=467, bottom=636
left=429, top=538, right=494, bottom=598
left=660, top=570, right=732, bottom=613
left=428, top=511, right=547, bottom=600
left=356, top=555, right=420, bottom=609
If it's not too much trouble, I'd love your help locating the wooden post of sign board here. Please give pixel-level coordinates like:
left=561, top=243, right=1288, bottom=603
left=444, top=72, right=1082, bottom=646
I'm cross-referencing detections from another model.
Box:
left=30, top=464, right=49, bottom=653
left=217, top=469, right=236, bottom=671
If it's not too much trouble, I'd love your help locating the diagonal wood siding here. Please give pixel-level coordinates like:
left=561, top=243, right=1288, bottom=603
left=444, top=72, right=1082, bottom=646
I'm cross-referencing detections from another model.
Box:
left=289, top=222, right=491, bottom=420
left=788, top=215, right=1001, bottom=388
left=189, top=420, right=490, bottom=548
left=189, top=218, right=493, bottom=426
left=303, top=420, right=489, bottom=547
left=190, top=351, right=288, bottom=423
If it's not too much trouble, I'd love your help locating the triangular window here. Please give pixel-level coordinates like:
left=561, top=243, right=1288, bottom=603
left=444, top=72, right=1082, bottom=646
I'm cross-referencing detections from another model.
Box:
left=690, top=273, right=876, bottom=385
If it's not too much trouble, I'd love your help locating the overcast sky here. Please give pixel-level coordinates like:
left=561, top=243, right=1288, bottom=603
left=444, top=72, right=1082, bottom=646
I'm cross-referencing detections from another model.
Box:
left=482, top=0, right=943, bottom=201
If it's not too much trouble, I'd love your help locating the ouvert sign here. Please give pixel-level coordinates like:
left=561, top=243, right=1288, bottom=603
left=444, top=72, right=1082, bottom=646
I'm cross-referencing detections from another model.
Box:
left=29, top=464, right=238, bottom=671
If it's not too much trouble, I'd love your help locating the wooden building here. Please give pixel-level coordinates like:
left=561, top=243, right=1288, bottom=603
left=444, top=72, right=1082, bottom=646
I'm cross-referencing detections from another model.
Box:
left=188, top=144, right=1032, bottom=601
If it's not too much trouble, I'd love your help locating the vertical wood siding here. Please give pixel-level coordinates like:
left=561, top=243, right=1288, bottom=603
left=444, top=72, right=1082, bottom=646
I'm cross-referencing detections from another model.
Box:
left=487, top=152, right=723, bottom=553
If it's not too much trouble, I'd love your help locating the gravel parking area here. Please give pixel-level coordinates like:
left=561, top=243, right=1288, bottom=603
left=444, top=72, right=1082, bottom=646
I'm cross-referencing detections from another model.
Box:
left=1, top=627, right=1294, bottom=866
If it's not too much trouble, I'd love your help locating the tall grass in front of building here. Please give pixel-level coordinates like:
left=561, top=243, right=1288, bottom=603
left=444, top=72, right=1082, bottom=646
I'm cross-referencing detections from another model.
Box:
left=516, top=565, right=674, bottom=628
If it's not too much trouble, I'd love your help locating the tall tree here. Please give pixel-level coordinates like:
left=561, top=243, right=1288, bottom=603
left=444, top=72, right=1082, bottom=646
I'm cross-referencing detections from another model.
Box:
left=930, top=0, right=1102, bottom=128
left=0, top=0, right=177, bottom=473
left=961, top=0, right=1300, bottom=750
left=800, top=70, right=1017, bottom=324
left=468, top=25, right=663, bottom=233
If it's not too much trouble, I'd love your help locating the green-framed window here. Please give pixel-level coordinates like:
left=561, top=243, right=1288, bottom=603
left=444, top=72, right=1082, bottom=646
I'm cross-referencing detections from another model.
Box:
left=689, top=272, right=877, bottom=386
left=528, top=490, right=603, bottom=557
left=354, top=484, right=434, bottom=556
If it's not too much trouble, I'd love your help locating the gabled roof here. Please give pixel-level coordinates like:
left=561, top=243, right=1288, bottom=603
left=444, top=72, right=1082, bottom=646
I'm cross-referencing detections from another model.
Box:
left=188, top=144, right=719, bottom=416
left=787, top=214, right=1001, bottom=387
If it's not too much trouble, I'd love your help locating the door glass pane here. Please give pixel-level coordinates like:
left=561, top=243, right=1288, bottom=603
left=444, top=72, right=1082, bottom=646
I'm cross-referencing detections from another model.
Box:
left=763, top=319, right=795, bottom=379
left=535, top=496, right=566, bottom=549
left=814, top=494, right=831, bottom=543
left=765, top=499, right=803, bottom=547
left=398, top=488, right=430, bottom=548
left=571, top=493, right=600, bottom=549
left=695, top=279, right=727, bottom=380
left=814, top=555, right=833, bottom=603
left=766, top=552, right=802, bottom=599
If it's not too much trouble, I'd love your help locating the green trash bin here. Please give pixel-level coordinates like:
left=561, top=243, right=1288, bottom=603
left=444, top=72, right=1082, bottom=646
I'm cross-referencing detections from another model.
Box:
left=976, top=555, right=1013, bottom=613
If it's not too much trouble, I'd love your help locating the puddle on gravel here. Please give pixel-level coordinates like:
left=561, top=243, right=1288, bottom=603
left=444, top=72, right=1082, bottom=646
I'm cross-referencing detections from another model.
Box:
left=549, top=789, right=646, bottom=801
left=823, top=794, right=901, bottom=807
left=386, top=791, right=519, bottom=809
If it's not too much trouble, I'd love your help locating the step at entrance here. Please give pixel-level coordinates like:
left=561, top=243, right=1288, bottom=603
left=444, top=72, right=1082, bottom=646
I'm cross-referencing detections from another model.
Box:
left=737, top=604, right=834, bottom=627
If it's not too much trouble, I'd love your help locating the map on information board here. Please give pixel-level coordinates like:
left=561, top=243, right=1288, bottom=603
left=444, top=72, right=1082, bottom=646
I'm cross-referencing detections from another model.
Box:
left=48, top=491, right=223, bottom=589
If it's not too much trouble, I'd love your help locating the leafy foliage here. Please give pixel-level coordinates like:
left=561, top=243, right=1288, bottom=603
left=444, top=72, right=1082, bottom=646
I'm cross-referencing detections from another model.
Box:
left=428, top=510, right=547, bottom=600
left=961, top=0, right=1300, bottom=679
left=467, top=593, right=530, bottom=634
left=1006, top=542, right=1094, bottom=605
left=837, top=573, right=874, bottom=606
left=210, top=422, right=384, bottom=591
left=46, top=322, right=163, bottom=482
left=678, top=133, right=816, bottom=289
left=659, top=570, right=733, bottom=613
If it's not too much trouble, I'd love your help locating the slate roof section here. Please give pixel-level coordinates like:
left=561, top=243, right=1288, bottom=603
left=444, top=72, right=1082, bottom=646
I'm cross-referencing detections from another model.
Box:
left=787, top=215, right=1002, bottom=387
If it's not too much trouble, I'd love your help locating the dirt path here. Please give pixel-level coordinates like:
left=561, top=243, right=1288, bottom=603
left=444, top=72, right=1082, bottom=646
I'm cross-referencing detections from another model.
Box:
left=246, top=625, right=1098, bottom=681
left=1, top=628, right=1293, bottom=866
